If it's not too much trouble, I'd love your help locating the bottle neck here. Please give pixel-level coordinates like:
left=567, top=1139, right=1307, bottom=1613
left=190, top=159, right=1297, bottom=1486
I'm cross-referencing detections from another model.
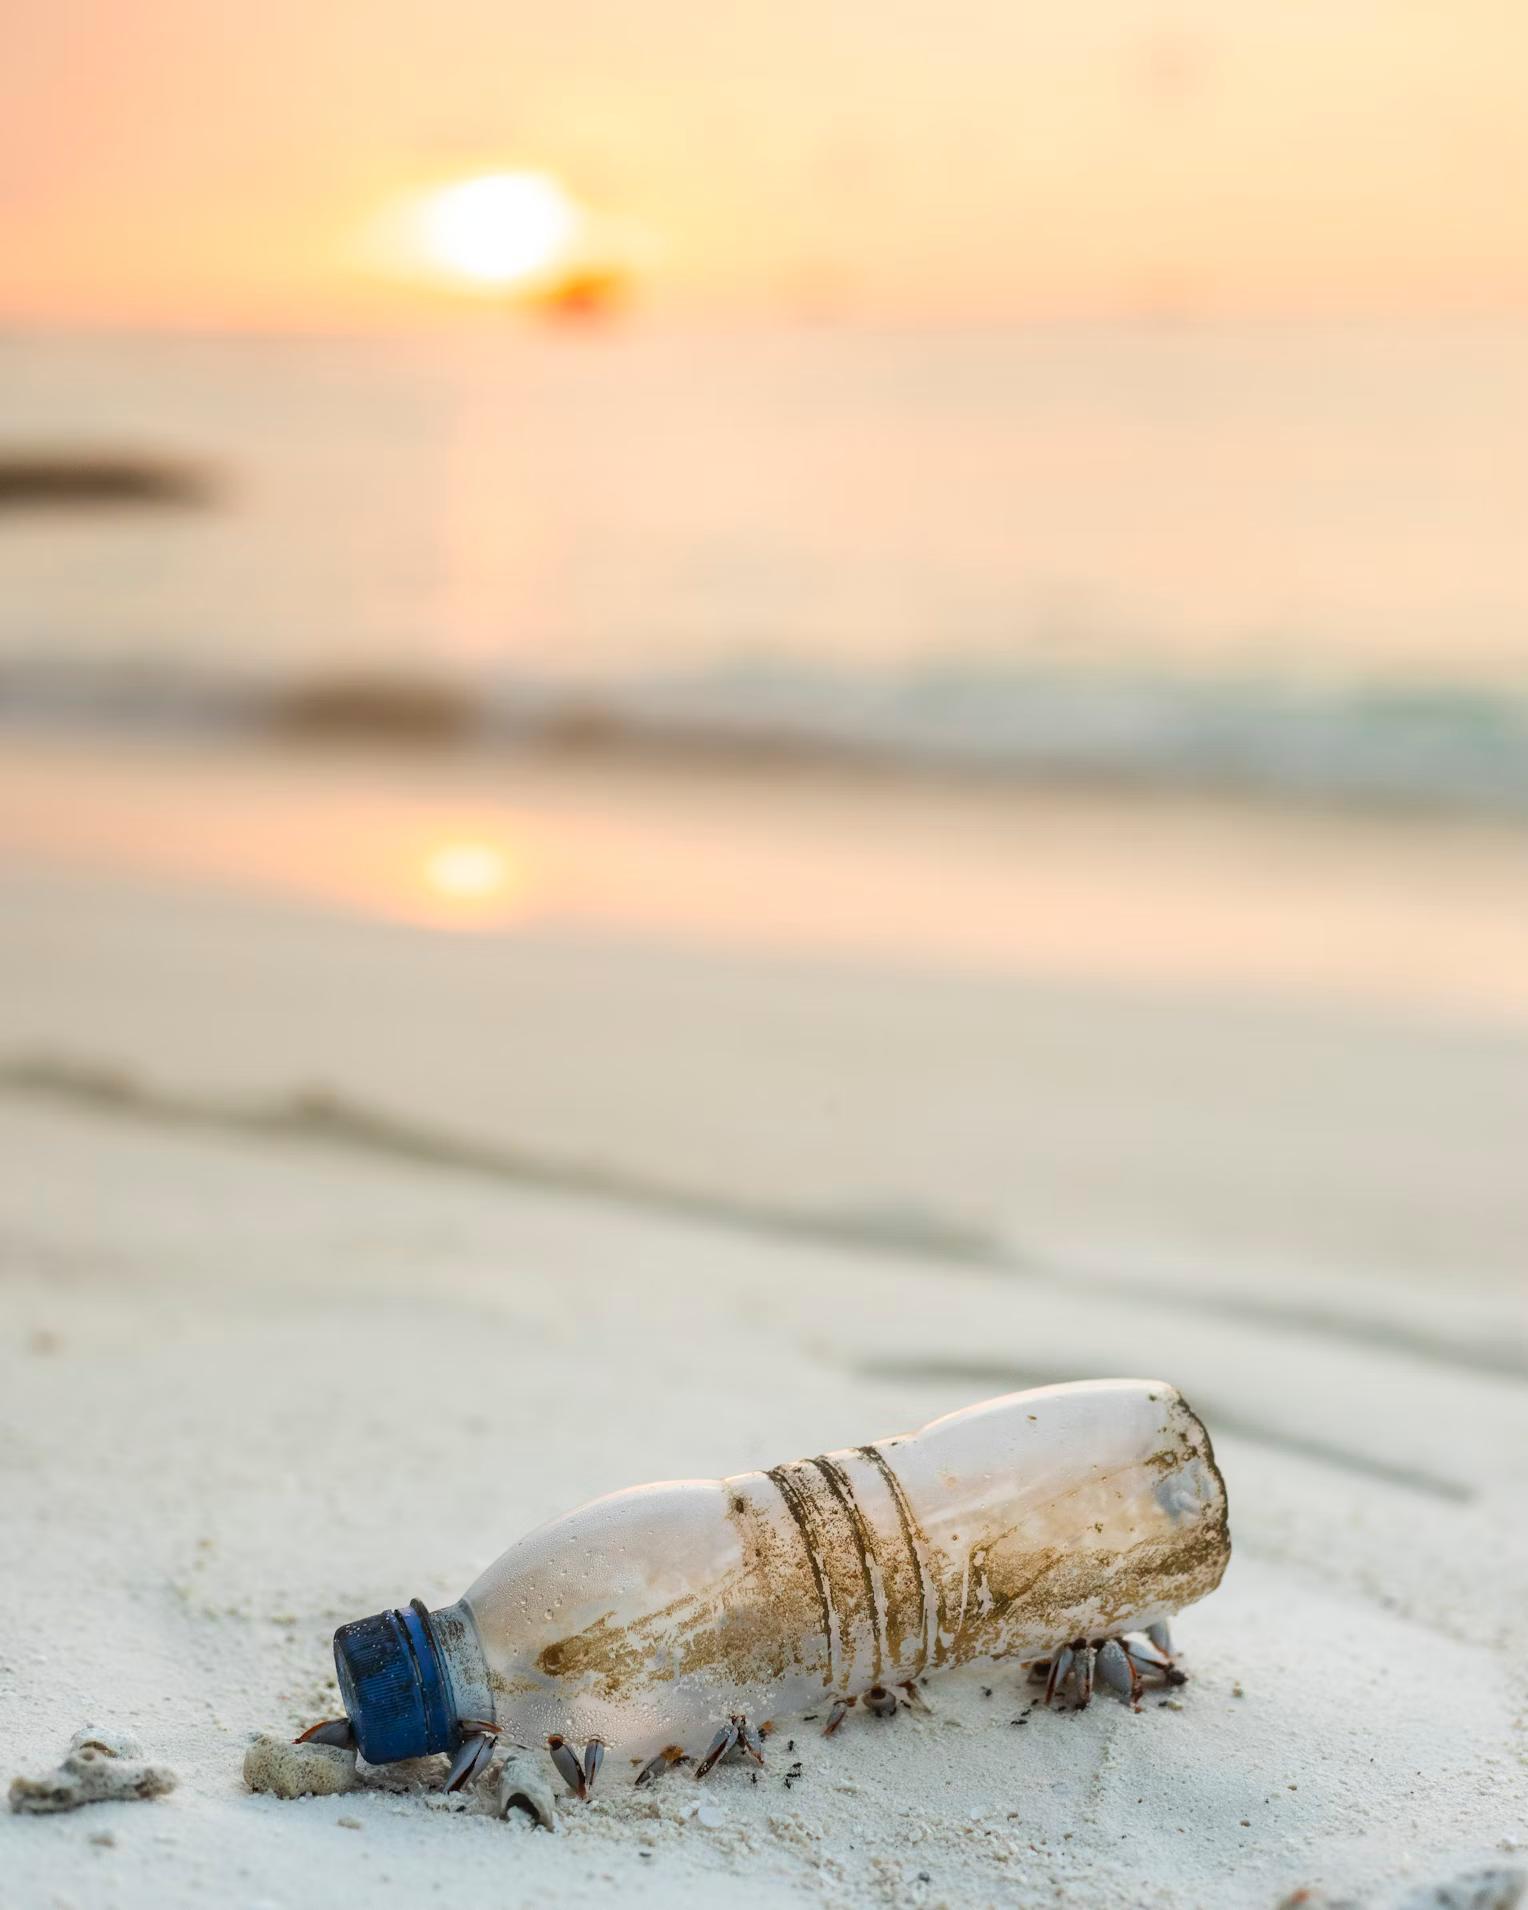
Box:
left=426, top=1598, right=495, bottom=1732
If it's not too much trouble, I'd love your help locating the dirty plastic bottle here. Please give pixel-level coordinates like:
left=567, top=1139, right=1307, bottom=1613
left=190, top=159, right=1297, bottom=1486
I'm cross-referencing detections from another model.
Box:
left=332, top=1377, right=1228, bottom=1767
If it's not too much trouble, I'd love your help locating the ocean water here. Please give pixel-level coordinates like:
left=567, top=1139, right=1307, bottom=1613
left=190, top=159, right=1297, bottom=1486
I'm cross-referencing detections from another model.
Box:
left=1, top=320, right=1525, bottom=809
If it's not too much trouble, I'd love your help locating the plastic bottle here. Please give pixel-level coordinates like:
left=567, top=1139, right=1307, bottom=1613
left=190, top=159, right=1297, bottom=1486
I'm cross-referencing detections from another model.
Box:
left=331, top=1377, right=1228, bottom=1768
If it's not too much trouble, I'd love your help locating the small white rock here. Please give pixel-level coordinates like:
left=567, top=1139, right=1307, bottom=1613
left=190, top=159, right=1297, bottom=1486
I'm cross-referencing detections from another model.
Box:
left=10, top=1740, right=176, bottom=1814
left=241, top=1735, right=356, bottom=1801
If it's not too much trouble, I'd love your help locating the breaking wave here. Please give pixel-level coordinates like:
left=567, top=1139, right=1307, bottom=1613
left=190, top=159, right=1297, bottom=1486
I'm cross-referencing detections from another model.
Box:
left=3, top=653, right=1527, bottom=817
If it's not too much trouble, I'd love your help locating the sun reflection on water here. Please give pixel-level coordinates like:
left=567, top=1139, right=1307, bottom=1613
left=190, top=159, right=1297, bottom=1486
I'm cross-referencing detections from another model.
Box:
left=408, top=835, right=530, bottom=926
left=423, top=839, right=511, bottom=900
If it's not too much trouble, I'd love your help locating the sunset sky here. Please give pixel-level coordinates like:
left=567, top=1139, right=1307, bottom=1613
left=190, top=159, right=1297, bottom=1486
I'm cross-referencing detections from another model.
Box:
left=4, top=0, right=1526, bottom=327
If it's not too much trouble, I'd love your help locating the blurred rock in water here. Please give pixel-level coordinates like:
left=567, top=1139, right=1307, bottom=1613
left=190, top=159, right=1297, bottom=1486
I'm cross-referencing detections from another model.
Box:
left=0, top=449, right=217, bottom=512
left=265, top=674, right=478, bottom=746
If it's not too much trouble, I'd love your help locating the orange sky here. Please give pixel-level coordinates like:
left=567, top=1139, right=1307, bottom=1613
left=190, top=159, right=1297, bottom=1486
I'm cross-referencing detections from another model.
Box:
left=4, top=0, right=1526, bottom=326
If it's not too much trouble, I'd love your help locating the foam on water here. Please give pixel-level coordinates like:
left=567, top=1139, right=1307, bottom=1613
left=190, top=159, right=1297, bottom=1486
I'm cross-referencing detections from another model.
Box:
left=4, top=652, right=1527, bottom=814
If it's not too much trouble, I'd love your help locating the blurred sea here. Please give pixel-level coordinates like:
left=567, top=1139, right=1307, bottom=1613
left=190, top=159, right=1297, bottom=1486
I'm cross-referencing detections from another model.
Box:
left=2, top=320, right=1525, bottom=811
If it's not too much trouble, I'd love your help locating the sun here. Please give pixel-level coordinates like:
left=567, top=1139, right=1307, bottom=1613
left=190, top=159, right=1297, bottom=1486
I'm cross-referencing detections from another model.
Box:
left=419, top=172, right=581, bottom=288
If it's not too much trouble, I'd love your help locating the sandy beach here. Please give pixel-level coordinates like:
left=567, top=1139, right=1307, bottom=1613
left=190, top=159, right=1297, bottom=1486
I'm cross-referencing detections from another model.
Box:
left=9, top=0, right=1528, bottom=1886
left=2, top=737, right=1525, bottom=1908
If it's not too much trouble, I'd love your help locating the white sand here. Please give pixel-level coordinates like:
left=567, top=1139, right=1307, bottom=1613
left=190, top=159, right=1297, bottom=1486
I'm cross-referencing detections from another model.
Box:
left=2, top=742, right=1526, bottom=1907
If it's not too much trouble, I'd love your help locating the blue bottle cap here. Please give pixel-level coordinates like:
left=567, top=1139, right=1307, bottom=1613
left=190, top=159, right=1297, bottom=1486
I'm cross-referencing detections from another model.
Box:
left=333, top=1600, right=458, bottom=1765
